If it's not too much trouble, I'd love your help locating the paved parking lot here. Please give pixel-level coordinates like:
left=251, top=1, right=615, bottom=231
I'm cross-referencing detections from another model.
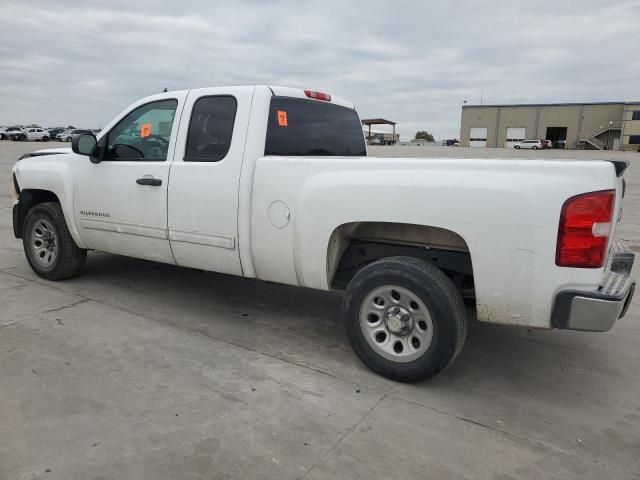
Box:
left=1, top=141, right=639, bottom=479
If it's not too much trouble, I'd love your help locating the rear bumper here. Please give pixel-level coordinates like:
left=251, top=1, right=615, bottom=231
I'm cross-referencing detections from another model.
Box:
left=552, top=241, right=635, bottom=332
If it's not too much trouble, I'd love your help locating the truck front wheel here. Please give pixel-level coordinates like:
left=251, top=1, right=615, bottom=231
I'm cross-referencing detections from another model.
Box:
left=23, top=202, right=87, bottom=280
left=343, top=256, right=467, bottom=382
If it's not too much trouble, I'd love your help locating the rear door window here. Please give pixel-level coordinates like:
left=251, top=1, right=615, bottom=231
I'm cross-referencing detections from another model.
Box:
left=265, top=97, right=366, bottom=156
left=184, top=95, right=237, bottom=162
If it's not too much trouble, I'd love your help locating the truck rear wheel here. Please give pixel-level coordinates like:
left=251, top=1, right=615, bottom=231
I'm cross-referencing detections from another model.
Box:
left=23, top=202, right=86, bottom=280
left=343, top=256, right=467, bottom=382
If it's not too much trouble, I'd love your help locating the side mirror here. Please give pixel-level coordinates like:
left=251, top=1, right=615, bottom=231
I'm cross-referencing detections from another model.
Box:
left=72, top=133, right=98, bottom=159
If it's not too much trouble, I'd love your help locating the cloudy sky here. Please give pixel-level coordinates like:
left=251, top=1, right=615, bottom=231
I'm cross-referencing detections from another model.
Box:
left=1, top=0, right=639, bottom=139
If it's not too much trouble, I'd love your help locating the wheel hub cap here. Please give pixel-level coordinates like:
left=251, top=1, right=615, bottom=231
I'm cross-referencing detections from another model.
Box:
left=44, top=233, right=54, bottom=249
left=384, top=305, right=414, bottom=336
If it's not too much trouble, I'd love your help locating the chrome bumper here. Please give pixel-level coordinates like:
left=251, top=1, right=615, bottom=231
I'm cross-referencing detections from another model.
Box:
left=552, top=241, right=635, bottom=332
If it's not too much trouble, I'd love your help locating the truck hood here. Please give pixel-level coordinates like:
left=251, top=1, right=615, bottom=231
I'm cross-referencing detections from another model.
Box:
left=19, top=147, right=72, bottom=160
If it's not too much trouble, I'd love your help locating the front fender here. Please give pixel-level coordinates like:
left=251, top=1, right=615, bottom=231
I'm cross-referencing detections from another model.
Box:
left=13, top=155, right=86, bottom=249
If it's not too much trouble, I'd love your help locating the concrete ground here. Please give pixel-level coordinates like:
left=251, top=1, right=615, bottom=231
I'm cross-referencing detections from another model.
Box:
left=1, top=141, right=639, bottom=480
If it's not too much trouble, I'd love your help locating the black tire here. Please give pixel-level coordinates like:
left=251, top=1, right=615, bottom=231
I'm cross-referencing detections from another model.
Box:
left=343, top=256, right=467, bottom=382
left=514, top=145, right=520, bottom=149
left=42, top=136, right=49, bottom=142
left=532, top=146, right=538, bottom=150
left=23, top=202, right=86, bottom=280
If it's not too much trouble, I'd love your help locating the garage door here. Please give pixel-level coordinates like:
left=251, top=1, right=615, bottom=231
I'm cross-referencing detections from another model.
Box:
left=469, top=127, right=487, bottom=147
left=505, top=127, right=525, bottom=148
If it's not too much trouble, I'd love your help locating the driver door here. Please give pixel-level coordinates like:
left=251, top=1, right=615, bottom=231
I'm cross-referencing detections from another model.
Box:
left=73, top=93, right=187, bottom=263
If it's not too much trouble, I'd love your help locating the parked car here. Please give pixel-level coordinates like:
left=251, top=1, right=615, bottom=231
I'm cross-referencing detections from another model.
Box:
left=2, top=126, right=24, bottom=140
left=55, top=129, right=73, bottom=141
left=16, top=127, right=51, bottom=142
left=47, top=128, right=66, bottom=140
left=443, top=139, right=459, bottom=146
left=57, top=129, right=92, bottom=142
left=369, top=137, right=384, bottom=145
left=11, top=86, right=635, bottom=382
left=540, top=139, right=553, bottom=149
left=514, top=139, right=544, bottom=149
left=9, top=128, right=28, bottom=141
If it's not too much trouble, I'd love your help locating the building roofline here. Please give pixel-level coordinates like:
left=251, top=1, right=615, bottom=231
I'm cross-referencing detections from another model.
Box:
left=463, top=101, right=640, bottom=108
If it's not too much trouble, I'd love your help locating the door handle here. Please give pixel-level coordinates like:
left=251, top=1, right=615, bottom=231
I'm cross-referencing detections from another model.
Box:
left=136, top=177, right=162, bottom=186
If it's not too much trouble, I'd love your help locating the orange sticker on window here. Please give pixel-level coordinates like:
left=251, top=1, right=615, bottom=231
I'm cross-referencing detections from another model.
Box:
left=140, top=123, right=152, bottom=138
left=277, top=110, right=288, bottom=127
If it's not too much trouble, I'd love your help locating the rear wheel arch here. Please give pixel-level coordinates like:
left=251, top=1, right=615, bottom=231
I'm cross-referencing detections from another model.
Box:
left=326, top=221, right=475, bottom=298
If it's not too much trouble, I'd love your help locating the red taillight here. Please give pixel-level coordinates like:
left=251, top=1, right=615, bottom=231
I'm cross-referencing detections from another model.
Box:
left=304, top=90, right=331, bottom=101
left=556, top=190, right=615, bottom=268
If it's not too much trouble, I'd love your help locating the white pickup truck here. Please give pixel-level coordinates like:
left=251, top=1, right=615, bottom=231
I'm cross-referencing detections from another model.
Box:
left=11, top=86, right=636, bottom=381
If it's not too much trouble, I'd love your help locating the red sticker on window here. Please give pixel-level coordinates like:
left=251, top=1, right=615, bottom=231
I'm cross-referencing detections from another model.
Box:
left=140, top=123, right=152, bottom=138
left=277, top=110, right=288, bottom=127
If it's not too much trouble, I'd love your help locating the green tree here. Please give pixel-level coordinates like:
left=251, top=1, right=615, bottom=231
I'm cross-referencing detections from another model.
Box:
left=414, top=131, right=434, bottom=142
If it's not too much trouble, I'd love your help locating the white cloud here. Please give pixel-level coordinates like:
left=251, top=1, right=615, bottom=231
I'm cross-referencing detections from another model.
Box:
left=0, top=0, right=639, bottom=138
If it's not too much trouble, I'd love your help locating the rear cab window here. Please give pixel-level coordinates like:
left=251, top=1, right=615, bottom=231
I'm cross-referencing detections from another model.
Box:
left=265, top=96, right=366, bottom=156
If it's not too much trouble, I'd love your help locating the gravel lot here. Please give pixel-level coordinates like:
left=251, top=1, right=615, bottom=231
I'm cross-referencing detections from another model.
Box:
left=1, top=141, right=639, bottom=479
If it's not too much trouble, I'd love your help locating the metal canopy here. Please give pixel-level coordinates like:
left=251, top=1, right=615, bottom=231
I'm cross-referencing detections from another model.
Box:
left=361, top=119, right=397, bottom=142
left=361, top=118, right=396, bottom=126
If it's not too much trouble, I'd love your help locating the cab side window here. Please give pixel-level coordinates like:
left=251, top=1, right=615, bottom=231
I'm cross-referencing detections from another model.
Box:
left=184, top=96, right=237, bottom=162
left=104, top=99, right=178, bottom=161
